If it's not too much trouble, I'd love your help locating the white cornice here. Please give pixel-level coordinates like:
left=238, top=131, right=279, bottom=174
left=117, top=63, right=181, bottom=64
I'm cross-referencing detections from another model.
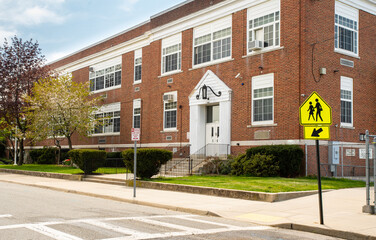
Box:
left=54, top=0, right=270, bottom=73
left=339, top=0, right=376, bottom=15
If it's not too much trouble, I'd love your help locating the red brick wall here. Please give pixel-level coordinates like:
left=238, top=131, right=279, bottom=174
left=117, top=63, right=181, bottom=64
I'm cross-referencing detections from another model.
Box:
left=38, top=0, right=376, bottom=176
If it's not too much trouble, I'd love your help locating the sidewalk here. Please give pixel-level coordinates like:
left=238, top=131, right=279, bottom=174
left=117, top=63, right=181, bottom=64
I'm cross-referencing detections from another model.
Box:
left=0, top=172, right=375, bottom=239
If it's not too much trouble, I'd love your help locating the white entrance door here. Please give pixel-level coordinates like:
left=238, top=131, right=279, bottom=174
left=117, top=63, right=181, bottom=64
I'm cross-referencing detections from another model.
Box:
left=206, top=105, right=219, bottom=156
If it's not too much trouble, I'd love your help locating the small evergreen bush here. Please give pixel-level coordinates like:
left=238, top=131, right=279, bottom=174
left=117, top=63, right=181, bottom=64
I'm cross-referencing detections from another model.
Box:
left=122, top=148, right=172, bottom=179
left=29, top=147, right=56, bottom=164
left=68, top=149, right=106, bottom=174
left=230, top=153, right=247, bottom=176
left=243, top=153, right=279, bottom=177
left=246, top=145, right=303, bottom=177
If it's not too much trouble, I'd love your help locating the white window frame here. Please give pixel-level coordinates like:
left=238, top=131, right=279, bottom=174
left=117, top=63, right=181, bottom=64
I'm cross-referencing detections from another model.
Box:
left=134, top=49, right=142, bottom=84
left=162, top=33, right=182, bottom=75
left=92, top=103, right=121, bottom=136
left=133, top=99, right=141, bottom=129
left=252, top=73, right=274, bottom=125
left=247, top=0, right=280, bottom=54
left=89, top=57, right=122, bottom=93
left=340, top=76, right=353, bottom=127
left=335, top=1, right=359, bottom=57
left=163, top=91, right=177, bottom=131
left=193, top=16, right=232, bottom=67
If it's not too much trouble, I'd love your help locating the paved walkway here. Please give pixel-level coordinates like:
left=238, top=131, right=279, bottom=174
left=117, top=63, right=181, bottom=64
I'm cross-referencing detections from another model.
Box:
left=0, top=173, right=375, bottom=239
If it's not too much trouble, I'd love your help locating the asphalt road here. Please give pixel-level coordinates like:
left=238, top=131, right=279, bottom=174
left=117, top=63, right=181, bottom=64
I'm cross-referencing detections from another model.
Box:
left=0, top=182, right=342, bottom=240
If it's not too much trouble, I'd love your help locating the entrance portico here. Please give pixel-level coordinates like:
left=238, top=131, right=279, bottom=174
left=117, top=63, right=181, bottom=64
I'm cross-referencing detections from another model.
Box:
left=189, top=70, right=232, bottom=156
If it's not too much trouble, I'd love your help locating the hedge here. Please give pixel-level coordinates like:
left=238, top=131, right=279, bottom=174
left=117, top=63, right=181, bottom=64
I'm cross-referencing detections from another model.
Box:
left=29, top=147, right=57, bottom=164
left=122, top=148, right=172, bottom=179
left=68, top=149, right=106, bottom=174
left=231, top=145, right=303, bottom=177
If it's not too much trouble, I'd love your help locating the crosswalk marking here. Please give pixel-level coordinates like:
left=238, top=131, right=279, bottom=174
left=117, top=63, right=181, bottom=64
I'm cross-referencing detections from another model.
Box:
left=26, top=225, right=83, bottom=240
left=0, top=214, right=12, bottom=218
left=0, top=214, right=273, bottom=240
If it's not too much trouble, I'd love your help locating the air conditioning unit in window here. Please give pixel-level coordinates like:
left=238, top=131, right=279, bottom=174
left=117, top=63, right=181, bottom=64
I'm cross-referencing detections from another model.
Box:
left=163, top=94, right=174, bottom=102
left=249, top=40, right=264, bottom=51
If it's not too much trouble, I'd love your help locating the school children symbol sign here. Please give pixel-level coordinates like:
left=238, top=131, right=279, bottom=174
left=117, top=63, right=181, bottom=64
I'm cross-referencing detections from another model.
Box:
left=299, top=92, right=332, bottom=140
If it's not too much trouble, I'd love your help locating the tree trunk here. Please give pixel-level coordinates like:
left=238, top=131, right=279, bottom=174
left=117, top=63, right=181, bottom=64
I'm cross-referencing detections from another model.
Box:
left=67, top=136, right=73, bottom=166
left=18, top=138, right=24, bottom=165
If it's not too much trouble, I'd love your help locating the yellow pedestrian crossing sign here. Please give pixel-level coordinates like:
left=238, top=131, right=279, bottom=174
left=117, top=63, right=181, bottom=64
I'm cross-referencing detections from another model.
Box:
left=300, top=92, right=332, bottom=126
left=304, top=126, right=330, bottom=140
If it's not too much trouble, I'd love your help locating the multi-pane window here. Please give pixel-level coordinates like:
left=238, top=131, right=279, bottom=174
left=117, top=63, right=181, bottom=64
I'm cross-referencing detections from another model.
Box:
left=193, top=16, right=232, bottom=66
left=162, top=43, right=181, bottom=74
left=335, top=14, right=358, bottom=54
left=94, top=111, right=121, bottom=134
left=252, top=74, right=274, bottom=124
left=248, top=11, right=280, bottom=51
left=133, top=99, right=141, bottom=129
left=341, top=77, right=353, bottom=126
left=164, top=94, right=177, bottom=129
left=90, top=64, right=121, bottom=92
left=134, top=49, right=142, bottom=83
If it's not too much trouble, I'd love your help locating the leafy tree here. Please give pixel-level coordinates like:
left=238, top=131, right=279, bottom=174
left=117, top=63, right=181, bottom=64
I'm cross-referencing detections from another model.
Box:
left=25, top=74, right=102, bottom=151
left=0, top=36, right=49, bottom=165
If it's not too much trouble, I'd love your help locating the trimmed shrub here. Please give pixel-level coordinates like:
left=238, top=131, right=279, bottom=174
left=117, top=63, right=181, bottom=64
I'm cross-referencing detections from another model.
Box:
left=68, top=149, right=106, bottom=174
left=29, top=147, right=56, bottom=164
left=106, top=152, right=122, bottom=158
left=122, top=148, right=172, bottom=179
left=243, top=153, right=279, bottom=177
left=230, top=153, right=247, bottom=176
left=219, top=158, right=234, bottom=175
left=246, top=145, right=303, bottom=177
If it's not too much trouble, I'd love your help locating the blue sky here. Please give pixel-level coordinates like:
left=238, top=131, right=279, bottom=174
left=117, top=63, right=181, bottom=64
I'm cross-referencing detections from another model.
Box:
left=0, top=0, right=183, bottom=63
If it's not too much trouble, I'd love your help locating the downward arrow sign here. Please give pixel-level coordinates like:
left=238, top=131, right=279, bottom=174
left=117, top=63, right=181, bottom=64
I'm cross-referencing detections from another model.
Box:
left=311, top=128, right=323, bottom=137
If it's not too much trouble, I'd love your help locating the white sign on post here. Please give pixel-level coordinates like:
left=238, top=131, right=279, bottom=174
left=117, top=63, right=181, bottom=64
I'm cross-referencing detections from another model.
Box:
left=131, top=128, right=140, bottom=141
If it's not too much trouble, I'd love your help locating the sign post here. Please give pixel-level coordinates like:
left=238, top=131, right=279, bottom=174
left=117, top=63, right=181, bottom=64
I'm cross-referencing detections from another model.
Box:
left=131, top=128, right=140, bottom=198
left=300, top=91, right=332, bottom=225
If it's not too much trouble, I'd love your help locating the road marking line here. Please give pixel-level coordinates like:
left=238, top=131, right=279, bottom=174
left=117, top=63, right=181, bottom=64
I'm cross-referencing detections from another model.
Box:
left=101, top=226, right=273, bottom=240
left=26, top=224, right=83, bottom=240
left=84, top=220, right=150, bottom=239
left=0, top=214, right=12, bottom=218
left=133, top=217, right=199, bottom=232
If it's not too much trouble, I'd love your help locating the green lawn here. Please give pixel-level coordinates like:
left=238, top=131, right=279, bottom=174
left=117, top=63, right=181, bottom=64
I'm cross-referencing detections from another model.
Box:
left=0, top=164, right=129, bottom=175
left=150, top=175, right=366, bottom=193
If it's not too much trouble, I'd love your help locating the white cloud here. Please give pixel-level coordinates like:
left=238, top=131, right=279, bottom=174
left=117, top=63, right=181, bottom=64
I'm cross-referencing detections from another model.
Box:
left=119, top=0, right=140, bottom=12
left=47, top=50, right=72, bottom=63
left=0, top=27, right=17, bottom=44
left=0, top=0, right=66, bottom=26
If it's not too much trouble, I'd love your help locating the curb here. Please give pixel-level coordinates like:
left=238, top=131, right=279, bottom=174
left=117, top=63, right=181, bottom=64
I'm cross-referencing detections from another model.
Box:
left=273, top=223, right=376, bottom=240
left=0, top=168, right=83, bottom=181
left=132, top=180, right=323, bottom=203
left=0, top=178, right=220, bottom=218
left=0, top=171, right=373, bottom=239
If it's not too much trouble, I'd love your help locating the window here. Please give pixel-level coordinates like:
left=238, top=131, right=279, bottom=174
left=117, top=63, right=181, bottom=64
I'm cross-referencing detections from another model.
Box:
left=134, top=49, right=142, bottom=83
left=162, top=33, right=182, bottom=74
left=163, top=92, right=177, bottom=130
left=93, top=103, right=121, bottom=135
left=133, top=99, right=141, bottom=128
left=193, top=16, right=232, bottom=66
left=252, top=74, right=274, bottom=125
left=341, top=77, right=353, bottom=126
left=248, top=11, right=280, bottom=51
left=90, top=64, right=121, bottom=92
left=335, top=15, right=358, bottom=55
left=335, top=1, right=358, bottom=55
left=162, top=43, right=181, bottom=74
